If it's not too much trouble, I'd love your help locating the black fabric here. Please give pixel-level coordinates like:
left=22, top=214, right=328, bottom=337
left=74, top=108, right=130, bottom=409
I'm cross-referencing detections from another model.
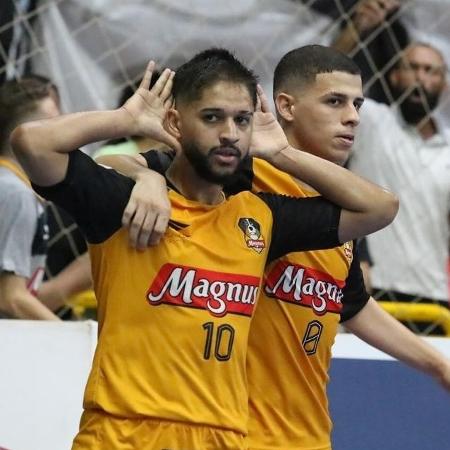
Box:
left=351, top=14, right=409, bottom=105
left=257, top=193, right=341, bottom=264
left=44, top=203, right=87, bottom=277
left=0, top=0, right=39, bottom=83
left=141, top=148, right=175, bottom=175
left=33, top=150, right=134, bottom=244
left=356, top=236, right=372, bottom=265
left=297, top=0, right=358, bottom=20
left=340, top=242, right=370, bottom=322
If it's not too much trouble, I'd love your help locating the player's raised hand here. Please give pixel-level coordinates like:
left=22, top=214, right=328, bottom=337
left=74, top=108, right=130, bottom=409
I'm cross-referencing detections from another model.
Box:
left=249, top=85, right=290, bottom=161
left=121, top=61, right=181, bottom=152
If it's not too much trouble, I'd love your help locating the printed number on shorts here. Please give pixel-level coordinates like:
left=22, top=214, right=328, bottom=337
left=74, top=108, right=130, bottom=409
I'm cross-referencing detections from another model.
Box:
left=302, top=320, right=323, bottom=355
left=202, top=322, right=235, bottom=361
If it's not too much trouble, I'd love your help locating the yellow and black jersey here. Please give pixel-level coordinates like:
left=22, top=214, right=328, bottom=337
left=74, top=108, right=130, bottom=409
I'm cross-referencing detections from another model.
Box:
left=142, top=151, right=370, bottom=449
left=248, top=159, right=368, bottom=450
left=33, top=150, right=341, bottom=438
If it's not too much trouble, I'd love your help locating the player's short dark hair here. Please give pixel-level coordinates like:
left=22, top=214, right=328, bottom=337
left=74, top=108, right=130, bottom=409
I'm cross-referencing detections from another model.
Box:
left=273, top=45, right=361, bottom=95
left=173, top=48, right=258, bottom=107
left=0, top=75, right=58, bottom=149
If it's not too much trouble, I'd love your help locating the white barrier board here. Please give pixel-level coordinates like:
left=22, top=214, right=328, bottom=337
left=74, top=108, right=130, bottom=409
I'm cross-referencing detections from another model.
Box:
left=0, top=320, right=97, bottom=450
left=0, top=321, right=449, bottom=450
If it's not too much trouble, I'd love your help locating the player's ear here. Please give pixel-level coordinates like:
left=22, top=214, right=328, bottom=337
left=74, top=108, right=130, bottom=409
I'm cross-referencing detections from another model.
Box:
left=166, top=108, right=182, bottom=139
left=275, top=92, right=295, bottom=122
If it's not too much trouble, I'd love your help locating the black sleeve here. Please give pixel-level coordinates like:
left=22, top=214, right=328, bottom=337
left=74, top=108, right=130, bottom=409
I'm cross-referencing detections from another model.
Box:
left=258, top=193, right=341, bottom=263
left=340, top=243, right=370, bottom=322
left=141, top=149, right=175, bottom=175
left=356, top=237, right=373, bottom=265
left=32, top=150, right=134, bottom=244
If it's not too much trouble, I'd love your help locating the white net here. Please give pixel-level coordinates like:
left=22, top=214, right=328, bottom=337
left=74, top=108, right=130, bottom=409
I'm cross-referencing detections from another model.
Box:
left=1, top=0, right=450, bottom=330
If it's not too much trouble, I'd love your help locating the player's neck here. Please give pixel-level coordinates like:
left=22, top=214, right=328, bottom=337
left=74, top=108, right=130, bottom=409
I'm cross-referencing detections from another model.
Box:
left=167, top=155, right=225, bottom=206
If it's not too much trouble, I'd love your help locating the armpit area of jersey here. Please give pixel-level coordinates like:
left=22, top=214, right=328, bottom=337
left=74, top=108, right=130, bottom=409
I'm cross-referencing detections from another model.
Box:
left=339, top=243, right=370, bottom=323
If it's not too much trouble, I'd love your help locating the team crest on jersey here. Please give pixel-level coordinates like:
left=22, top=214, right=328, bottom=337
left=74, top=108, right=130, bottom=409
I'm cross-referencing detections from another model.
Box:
left=238, top=218, right=265, bottom=253
left=343, top=241, right=353, bottom=264
left=147, top=263, right=260, bottom=317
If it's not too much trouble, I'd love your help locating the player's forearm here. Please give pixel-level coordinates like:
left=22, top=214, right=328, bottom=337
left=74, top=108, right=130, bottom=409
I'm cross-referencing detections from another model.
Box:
left=344, top=298, right=449, bottom=380
left=38, top=253, right=92, bottom=311
left=95, top=153, right=149, bottom=181
left=1, top=290, right=60, bottom=320
left=268, top=145, right=398, bottom=219
left=11, top=108, right=135, bottom=156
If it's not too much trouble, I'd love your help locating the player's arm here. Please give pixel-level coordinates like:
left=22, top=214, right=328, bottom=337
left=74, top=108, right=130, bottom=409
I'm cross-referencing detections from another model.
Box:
left=11, top=62, right=179, bottom=187
left=95, top=152, right=170, bottom=249
left=251, top=86, right=399, bottom=244
left=37, top=252, right=92, bottom=312
left=0, top=273, right=60, bottom=320
left=343, top=297, right=450, bottom=392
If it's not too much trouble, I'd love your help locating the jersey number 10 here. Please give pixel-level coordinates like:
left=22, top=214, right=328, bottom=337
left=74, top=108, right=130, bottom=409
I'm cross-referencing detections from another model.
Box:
left=202, top=322, right=235, bottom=361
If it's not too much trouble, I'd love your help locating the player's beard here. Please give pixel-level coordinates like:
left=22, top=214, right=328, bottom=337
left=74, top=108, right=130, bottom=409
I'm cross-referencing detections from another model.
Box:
left=392, top=85, right=440, bottom=125
left=183, top=140, right=249, bottom=185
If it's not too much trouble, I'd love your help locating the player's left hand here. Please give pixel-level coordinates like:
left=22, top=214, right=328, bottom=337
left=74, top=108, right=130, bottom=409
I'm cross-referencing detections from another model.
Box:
left=249, top=85, right=290, bottom=161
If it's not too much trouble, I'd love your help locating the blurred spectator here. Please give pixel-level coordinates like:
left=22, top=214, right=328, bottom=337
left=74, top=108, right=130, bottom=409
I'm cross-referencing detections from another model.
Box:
left=332, top=0, right=410, bottom=104
left=343, top=41, right=450, bottom=307
left=0, top=1, right=38, bottom=83
left=94, top=71, right=167, bottom=159
left=0, top=75, right=92, bottom=320
left=0, top=76, right=60, bottom=319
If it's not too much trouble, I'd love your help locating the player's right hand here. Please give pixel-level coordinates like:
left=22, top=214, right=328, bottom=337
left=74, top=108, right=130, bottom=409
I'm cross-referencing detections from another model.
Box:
left=121, top=60, right=181, bottom=153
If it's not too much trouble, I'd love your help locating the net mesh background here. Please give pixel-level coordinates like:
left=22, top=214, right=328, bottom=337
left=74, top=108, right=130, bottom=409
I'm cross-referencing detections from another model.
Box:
left=1, top=0, right=449, bottom=331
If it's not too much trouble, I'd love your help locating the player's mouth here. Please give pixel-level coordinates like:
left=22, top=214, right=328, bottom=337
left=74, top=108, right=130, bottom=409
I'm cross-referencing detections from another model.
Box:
left=211, top=146, right=241, bottom=164
left=335, top=133, right=354, bottom=148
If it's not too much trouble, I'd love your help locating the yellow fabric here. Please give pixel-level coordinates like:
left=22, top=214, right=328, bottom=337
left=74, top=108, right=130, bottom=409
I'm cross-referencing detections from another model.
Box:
left=72, top=409, right=245, bottom=450
left=247, top=159, right=352, bottom=450
left=80, top=189, right=274, bottom=446
left=68, top=289, right=97, bottom=318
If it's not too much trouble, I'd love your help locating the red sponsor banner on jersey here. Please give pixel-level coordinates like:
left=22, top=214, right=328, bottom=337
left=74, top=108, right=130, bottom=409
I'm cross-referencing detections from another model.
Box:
left=264, top=261, right=345, bottom=315
left=147, top=263, right=260, bottom=317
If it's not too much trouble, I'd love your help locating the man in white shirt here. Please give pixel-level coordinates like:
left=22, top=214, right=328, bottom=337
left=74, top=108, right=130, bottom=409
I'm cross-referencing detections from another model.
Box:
left=348, top=41, right=450, bottom=305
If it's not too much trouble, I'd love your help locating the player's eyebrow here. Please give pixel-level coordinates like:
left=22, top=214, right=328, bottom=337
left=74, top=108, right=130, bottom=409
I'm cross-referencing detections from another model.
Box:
left=323, top=92, right=365, bottom=105
left=200, top=108, right=254, bottom=115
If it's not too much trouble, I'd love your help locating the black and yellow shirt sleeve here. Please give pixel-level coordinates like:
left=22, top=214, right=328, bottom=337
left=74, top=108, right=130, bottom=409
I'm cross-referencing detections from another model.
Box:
left=257, top=192, right=341, bottom=263
left=340, top=243, right=370, bottom=322
left=32, top=150, right=134, bottom=244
